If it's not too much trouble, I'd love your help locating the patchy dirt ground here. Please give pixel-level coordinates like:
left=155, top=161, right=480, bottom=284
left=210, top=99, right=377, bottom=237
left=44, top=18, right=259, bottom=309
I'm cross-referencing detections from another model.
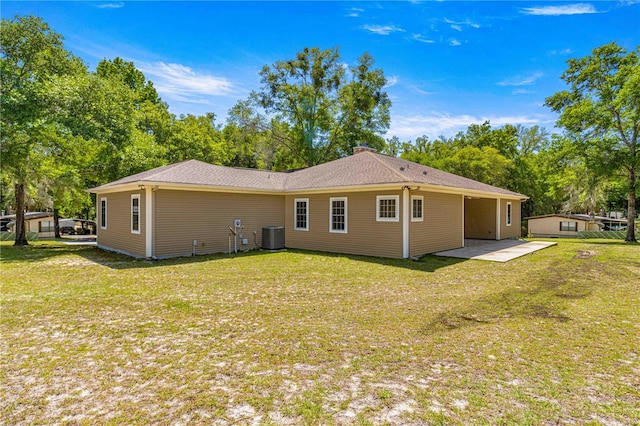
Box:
left=1, top=241, right=639, bottom=424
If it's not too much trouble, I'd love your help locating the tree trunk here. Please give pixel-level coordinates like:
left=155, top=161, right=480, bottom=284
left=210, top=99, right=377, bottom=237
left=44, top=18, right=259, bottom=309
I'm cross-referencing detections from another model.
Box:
left=625, top=169, right=637, bottom=243
left=13, top=183, right=29, bottom=246
left=53, top=205, right=60, bottom=239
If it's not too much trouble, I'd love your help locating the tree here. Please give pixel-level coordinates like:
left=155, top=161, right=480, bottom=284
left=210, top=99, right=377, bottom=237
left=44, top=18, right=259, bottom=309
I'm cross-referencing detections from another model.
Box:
left=252, top=47, right=391, bottom=167
left=1, top=15, right=86, bottom=245
left=546, top=42, right=639, bottom=242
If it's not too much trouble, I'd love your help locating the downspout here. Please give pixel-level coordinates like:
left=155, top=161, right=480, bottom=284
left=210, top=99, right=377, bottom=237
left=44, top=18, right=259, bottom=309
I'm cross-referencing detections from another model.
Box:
left=402, top=186, right=410, bottom=259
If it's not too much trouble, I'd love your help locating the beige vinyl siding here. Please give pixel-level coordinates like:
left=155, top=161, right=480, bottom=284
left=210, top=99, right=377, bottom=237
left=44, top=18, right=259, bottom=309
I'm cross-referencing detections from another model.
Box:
left=500, top=199, right=521, bottom=239
left=97, top=191, right=146, bottom=257
left=285, top=191, right=403, bottom=258
left=527, top=216, right=588, bottom=237
left=464, top=198, right=497, bottom=239
left=154, top=190, right=284, bottom=258
left=410, top=191, right=463, bottom=256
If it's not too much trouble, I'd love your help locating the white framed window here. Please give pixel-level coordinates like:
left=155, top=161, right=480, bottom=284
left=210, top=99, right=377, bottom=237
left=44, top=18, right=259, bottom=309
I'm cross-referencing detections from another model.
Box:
left=506, top=202, right=512, bottom=226
left=376, top=195, right=399, bottom=222
left=330, top=197, right=347, bottom=233
left=294, top=198, right=309, bottom=231
left=411, top=196, right=424, bottom=222
left=131, top=194, right=140, bottom=234
left=100, top=197, right=107, bottom=229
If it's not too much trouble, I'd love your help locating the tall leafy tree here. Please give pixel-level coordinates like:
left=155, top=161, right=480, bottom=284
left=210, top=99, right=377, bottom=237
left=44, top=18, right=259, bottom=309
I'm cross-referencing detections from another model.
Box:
left=252, top=47, right=391, bottom=167
left=1, top=15, right=86, bottom=245
left=546, top=42, right=639, bottom=242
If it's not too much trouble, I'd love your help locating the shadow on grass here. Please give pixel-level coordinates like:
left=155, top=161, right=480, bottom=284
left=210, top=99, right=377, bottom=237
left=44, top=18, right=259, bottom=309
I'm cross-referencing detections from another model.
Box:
left=1, top=242, right=466, bottom=273
left=422, top=258, right=610, bottom=334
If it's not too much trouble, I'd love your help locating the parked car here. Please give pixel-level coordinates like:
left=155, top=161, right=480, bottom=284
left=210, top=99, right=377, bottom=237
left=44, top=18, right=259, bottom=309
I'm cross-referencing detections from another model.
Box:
left=59, top=226, right=76, bottom=235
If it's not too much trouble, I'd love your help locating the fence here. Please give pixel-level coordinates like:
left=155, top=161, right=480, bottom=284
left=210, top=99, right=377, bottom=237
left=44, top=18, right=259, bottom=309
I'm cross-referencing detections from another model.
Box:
left=0, top=232, right=40, bottom=242
left=578, top=230, right=637, bottom=239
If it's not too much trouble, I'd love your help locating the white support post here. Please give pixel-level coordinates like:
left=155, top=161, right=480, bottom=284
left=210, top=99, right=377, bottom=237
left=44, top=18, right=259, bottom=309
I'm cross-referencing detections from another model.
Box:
left=402, top=187, right=410, bottom=259
left=145, top=186, right=153, bottom=258
left=495, top=198, right=501, bottom=240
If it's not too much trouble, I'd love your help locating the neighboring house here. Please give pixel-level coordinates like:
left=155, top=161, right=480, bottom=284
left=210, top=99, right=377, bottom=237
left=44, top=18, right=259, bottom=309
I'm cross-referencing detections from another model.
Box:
left=526, top=213, right=628, bottom=237
left=88, top=147, right=527, bottom=260
left=1, top=212, right=96, bottom=238
left=1, top=212, right=57, bottom=238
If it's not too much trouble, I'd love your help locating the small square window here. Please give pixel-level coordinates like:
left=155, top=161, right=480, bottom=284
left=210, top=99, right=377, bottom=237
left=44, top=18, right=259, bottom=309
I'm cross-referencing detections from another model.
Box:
left=376, top=195, right=399, bottom=222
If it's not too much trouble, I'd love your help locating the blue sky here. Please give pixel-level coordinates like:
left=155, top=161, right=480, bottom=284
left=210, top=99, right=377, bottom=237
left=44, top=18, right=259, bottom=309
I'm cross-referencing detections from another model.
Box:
left=3, top=1, right=639, bottom=140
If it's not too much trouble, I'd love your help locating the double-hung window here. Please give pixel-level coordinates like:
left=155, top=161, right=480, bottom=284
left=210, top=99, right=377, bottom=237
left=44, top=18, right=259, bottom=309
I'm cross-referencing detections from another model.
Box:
left=330, top=197, right=347, bottom=233
left=560, top=221, right=577, bottom=232
left=131, top=194, right=140, bottom=234
left=506, top=202, right=512, bottom=226
left=376, top=195, right=399, bottom=222
left=100, top=198, right=107, bottom=229
left=294, top=198, right=309, bottom=231
left=411, top=196, right=424, bottom=222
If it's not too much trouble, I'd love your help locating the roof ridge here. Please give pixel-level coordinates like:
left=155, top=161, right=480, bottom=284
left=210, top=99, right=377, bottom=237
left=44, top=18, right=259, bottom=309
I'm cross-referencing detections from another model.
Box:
left=367, top=152, right=411, bottom=183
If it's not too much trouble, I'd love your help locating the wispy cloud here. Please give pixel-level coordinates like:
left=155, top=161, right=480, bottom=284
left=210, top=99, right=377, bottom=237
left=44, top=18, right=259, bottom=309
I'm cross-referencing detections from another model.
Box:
left=362, top=24, right=405, bottom=35
left=497, top=72, right=543, bottom=86
left=449, top=38, right=462, bottom=46
left=345, top=8, right=364, bottom=18
left=444, top=18, right=480, bottom=30
left=412, top=33, right=435, bottom=44
left=385, top=75, right=399, bottom=88
left=513, top=89, right=535, bottom=95
left=389, top=113, right=542, bottom=140
left=549, top=48, right=573, bottom=56
left=138, top=62, right=236, bottom=104
left=96, top=2, right=124, bottom=9
left=521, top=4, right=598, bottom=15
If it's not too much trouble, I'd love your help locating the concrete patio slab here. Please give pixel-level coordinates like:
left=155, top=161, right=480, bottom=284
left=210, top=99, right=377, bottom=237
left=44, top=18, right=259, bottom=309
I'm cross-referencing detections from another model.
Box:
left=434, top=239, right=557, bottom=262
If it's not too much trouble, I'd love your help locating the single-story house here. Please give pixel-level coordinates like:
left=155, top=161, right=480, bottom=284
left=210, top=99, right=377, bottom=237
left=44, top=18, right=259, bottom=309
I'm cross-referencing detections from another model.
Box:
left=526, top=213, right=628, bottom=237
left=1, top=212, right=96, bottom=238
left=88, top=146, right=527, bottom=259
left=1, top=212, right=58, bottom=238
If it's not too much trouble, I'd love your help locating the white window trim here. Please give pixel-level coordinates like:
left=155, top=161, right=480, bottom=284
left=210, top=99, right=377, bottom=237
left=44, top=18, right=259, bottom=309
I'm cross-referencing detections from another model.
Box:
left=376, top=195, right=399, bottom=222
left=411, top=195, right=424, bottom=222
left=329, top=197, right=348, bottom=234
left=294, top=198, right=309, bottom=231
left=131, top=194, right=141, bottom=234
left=506, top=201, right=512, bottom=227
left=100, top=197, right=107, bottom=230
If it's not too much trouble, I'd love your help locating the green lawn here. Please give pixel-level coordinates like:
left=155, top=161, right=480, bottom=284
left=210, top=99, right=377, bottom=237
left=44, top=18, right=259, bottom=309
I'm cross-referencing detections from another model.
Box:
left=1, top=239, right=639, bottom=425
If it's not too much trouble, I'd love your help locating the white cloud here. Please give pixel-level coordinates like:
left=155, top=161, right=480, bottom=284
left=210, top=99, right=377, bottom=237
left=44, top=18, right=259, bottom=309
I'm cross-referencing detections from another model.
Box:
left=96, top=2, right=124, bottom=9
left=362, top=24, right=405, bottom=35
left=385, top=76, right=399, bottom=88
left=549, top=48, right=573, bottom=56
left=412, top=33, right=435, bottom=44
left=388, top=112, right=542, bottom=140
left=497, top=72, right=543, bottom=86
left=444, top=18, right=481, bottom=30
left=521, top=4, right=598, bottom=15
left=449, top=39, right=462, bottom=46
left=138, top=62, right=236, bottom=104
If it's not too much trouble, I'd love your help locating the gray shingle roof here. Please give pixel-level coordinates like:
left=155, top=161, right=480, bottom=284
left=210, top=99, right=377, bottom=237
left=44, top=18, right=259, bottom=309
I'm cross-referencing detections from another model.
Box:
left=90, top=152, right=527, bottom=199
